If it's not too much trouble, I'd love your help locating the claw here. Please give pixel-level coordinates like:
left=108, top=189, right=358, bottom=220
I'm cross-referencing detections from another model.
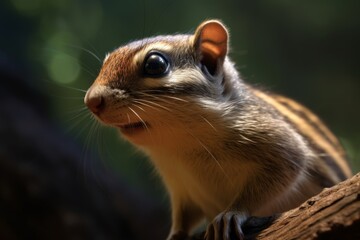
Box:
left=205, top=211, right=247, bottom=240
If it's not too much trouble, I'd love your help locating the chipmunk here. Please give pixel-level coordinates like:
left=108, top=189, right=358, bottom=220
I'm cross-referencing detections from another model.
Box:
left=84, top=20, right=352, bottom=240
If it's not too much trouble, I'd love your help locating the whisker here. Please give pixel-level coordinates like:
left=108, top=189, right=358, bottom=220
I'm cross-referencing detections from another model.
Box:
left=64, top=108, right=90, bottom=124
left=136, top=91, right=219, bottom=135
left=132, top=103, right=146, bottom=112
left=128, top=105, right=156, bottom=143
left=60, top=107, right=90, bottom=133
left=132, top=99, right=161, bottom=111
left=57, top=85, right=87, bottom=93
left=139, top=89, right=166, bottom=94
left=42, top=47, right=99, bottom=78
left=80, top=66, right=98, bottom=78
left=82, top=116, right=101, bottom=180
left=140, top=90, right=189, bottom=103
left=83, top=40, right=103, bottom=63
left=66, top=44, right=103, bottom=63
left=161, top=95, right=189, bottom=103
left=136, top=98, right=173, bottom=112
left=55, top=96, right=86, bottom=100
left=134, top=91, right=221, bottom=138
left=127, top=106, right=151, bottom=134
left=201, top=115, right=218, bottom=132
left=149, top=94, right=188, bottom=104
left=64, top=106, right=88, bottom=115
left=137, top=91, right=189, bottom=107
left=68, top=112, right=95, bottom=139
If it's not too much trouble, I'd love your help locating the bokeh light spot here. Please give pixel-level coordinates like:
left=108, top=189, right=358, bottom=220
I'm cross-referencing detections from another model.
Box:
left=48, top=53, right=80, bottom=84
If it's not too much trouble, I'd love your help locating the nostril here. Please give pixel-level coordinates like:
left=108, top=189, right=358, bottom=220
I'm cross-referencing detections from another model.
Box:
left=87, top=95, right=104, bottom=113
left=84, top=87, right=105, bottom=114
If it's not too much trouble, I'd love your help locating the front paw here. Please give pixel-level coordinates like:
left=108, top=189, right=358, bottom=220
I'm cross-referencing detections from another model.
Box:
left=205, top=211, right=247, bottom=240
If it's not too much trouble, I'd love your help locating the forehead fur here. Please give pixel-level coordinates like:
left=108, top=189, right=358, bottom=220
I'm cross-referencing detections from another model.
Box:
left=126, top=34, right=191, bottom=49
left=96, top=35, right=193, bottom=88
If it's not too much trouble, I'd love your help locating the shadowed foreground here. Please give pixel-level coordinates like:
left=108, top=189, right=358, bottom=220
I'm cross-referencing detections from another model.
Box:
left=0, top=65, right=168, bottom=240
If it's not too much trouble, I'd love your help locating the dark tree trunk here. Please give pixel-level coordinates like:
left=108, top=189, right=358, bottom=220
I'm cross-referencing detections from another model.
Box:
left=0, top=63, right=169, bottom=240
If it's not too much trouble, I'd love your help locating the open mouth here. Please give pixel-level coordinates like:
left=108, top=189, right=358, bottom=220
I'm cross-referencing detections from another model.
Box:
left=117, top=121, right=149, bottom=133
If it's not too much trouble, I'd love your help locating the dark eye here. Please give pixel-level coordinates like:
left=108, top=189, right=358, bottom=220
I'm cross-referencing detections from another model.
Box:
left=143, top=52, right=170, bottom=77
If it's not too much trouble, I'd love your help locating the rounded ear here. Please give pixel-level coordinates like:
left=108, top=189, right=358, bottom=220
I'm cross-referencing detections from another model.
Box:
left=193, top=20, right=229, bottom=76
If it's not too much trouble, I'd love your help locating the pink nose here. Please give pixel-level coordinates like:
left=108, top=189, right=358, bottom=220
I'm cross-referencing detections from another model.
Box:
left=84, top=85, right=104, bottom=114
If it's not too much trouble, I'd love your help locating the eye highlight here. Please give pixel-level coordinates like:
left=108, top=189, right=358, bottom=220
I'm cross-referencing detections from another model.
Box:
left=143, top=52, right=170, bottom=77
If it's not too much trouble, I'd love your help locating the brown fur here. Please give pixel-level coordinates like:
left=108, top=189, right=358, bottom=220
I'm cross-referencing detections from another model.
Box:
left=84, top=20, right=352, bottom=240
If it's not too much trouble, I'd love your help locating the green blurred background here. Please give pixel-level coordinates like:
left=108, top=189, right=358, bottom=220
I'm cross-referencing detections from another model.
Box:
left=1, top=0, right=359, bottom=196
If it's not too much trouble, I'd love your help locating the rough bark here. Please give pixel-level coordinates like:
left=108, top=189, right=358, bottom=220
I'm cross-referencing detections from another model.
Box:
left=255, top=172, right=360, bottom=240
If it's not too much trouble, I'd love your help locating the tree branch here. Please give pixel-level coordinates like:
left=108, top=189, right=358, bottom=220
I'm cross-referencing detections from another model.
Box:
left=190, top=173, right=360, bottom=240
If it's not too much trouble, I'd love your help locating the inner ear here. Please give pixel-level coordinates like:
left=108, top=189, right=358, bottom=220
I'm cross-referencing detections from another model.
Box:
left=193, top=20, right=229, bottom=76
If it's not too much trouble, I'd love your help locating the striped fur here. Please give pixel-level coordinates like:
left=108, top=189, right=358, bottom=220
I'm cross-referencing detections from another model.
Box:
left=252, top=89, right=352, bottom=185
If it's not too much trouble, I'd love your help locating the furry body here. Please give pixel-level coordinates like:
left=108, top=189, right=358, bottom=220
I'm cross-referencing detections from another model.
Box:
left=84, top=20, right=352, bottom=239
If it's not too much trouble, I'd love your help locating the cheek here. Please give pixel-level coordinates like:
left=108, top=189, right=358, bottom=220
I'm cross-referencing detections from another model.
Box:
left=167, top=68, right=206, bottom=85
left=142, top=77, right=167, bottom=89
